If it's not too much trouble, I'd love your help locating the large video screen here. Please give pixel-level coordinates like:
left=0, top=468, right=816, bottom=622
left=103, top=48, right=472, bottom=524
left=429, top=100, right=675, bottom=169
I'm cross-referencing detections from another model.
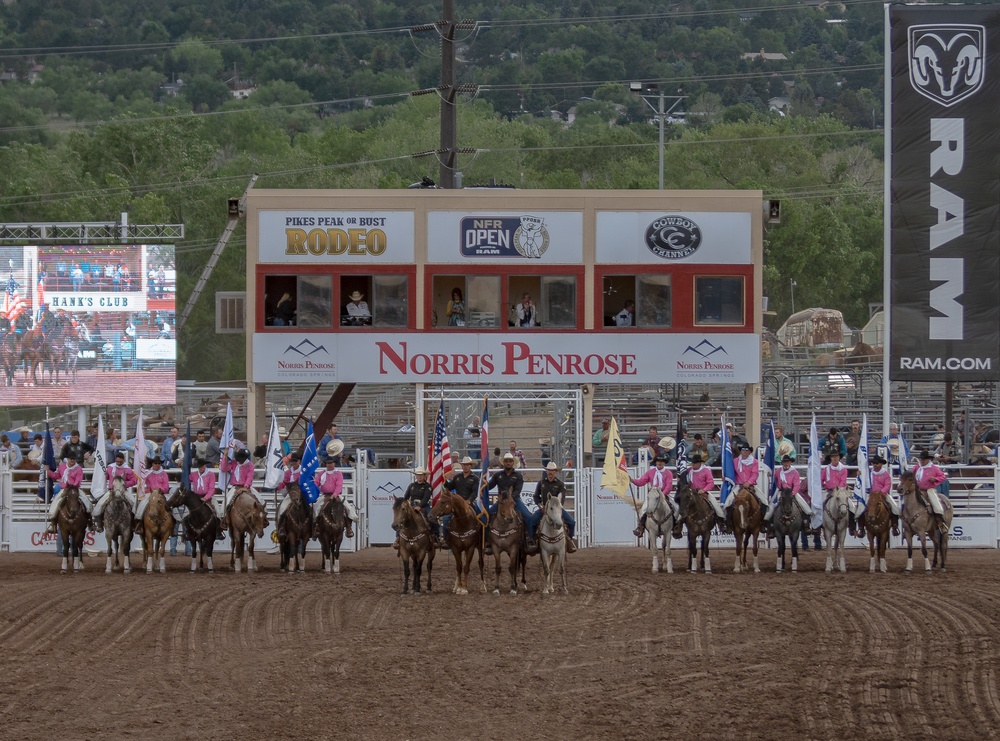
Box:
left=0, top=244, right=176, bottom=405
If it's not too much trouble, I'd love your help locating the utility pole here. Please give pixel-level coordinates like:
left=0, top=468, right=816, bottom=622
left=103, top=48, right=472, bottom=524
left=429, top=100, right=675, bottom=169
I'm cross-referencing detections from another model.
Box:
left=628, top=82, right=685, bottom=190
left=440, top=0, right=457, bottom=189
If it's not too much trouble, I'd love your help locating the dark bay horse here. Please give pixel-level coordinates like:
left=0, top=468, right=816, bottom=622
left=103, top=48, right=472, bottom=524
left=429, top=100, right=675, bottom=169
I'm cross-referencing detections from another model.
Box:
left=898, top=471, right=953, bottom=573
left=391, top=497, right=435, bottom=595
left=731, top=485, right=763, bottom=574
left=429, top=491, right=486, bottom=595
left=167, top=486, right=220, bottom=573
left=57, top=485, right=89, bottom=573
left=141, top=488, right=174, bottom=573
left=0, top=330, right=20, bottom=386
left=864, top=490, right=892, bottom=574
left=102, top=476, right=134, bottom=574
left=316, top=494, right=346, bottom=574
left=278, top=483, right=311, bottom=574
left=229, top=488, right=266, bottom=573
left=771, top=487, right=804, bottom=573
left=676, top=479, right=714, bottom=573
left=489, top=488, right=527, bottom=596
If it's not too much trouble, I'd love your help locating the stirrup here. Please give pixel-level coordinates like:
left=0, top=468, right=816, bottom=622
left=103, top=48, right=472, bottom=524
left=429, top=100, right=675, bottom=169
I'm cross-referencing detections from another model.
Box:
left=566, top=538, right=578, bottom=553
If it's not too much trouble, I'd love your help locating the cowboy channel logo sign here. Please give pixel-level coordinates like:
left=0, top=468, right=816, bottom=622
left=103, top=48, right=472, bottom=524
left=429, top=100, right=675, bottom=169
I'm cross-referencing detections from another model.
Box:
left=644, top=215, right=702, bottom=260
left=908, top=24, right=986, bottom=107
left=460, top=215, right=550, bottom=258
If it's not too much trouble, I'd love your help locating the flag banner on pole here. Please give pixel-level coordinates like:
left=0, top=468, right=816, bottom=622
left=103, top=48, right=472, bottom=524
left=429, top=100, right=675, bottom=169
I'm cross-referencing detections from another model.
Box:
left=263, top=414, right=285, bottom=490
left=134, top=410, right=148, bottom=498
left=4, top=271, right=27, bottom=324
left=37, top=422, right=56, bottom=502
left=765, top=420, right=778, bottom=498
left=91, top=414, right=108, bottom=496
left=476, top=398, right=490, bottom=525
left=808, top=414, right=823, bottom=529
left=720, top=417, right=736, bottom=506
left=219, top=402, right=234, bottom=490
left=853, top=414, right=870, bottom=509
left=674, top=416, right=689, bottom=477
left=182, top=421, right=192, bottom=487
left=300, top=421, right=320, bottom=504
left=429, top=397, right=452, bottom=503
left=601, top=417, right=631, bottom=500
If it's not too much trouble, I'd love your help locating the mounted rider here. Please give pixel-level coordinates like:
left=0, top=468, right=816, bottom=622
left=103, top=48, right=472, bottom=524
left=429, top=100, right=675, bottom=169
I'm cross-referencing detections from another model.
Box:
left=92, top=450, right=138, bottom=532
left=859, top=454, right=900, bottom=537
left=485, top=452, right=539, bottom=553
left=441, top=455, right=480, bottom=546
left=44, top=452, right=88, bottom=533
left=764, top=454, right=811, bottom=527
left=221, top=447, right=269, bottom=530
left=313, top=449, right=358, bottom=538
left=533, top=462, right=577, bottom=553
left=912, top=448, right=949, bottom=532
left=724, top=443, right=763, bottom=531
left=686, top=451, right=726, bottom=529
left=630, top=455, right=678, bottom=537
left=133, top=456, right=171, bottom=537
left=188, top=458, right=220, bottom=520
left=394, top=464, right=433, bottom=550
left=821, top=447, right=852, bottom=532
left=275, top=451, right=304, bottom=538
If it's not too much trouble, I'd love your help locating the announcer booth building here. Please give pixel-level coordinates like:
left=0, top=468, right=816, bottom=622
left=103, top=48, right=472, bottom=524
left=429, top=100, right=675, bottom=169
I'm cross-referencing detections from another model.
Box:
left=244, top=189, right=764, bottom=543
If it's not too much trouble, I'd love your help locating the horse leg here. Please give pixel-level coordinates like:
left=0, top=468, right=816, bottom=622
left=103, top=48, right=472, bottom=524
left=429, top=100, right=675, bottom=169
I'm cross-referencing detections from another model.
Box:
left=733, top=527, right=742, bottom=573
left=776, top=537, right=784, bottom=573
left=507, top=549, right=518, bottom=596
left=663, top=527, right=672, bottom=573
left=688, top=535, right=698, bottom=573
left=106, top=531, right=114, bottom=574
left=939, top=528, right=948, bottom=571
left=412, top=557, right=422, bottom=595
left=921, top=532, right=931, bottom=573
left=649, top=531, right=659, bottom=573
left=402, top=556, right=411, bottom=596
left=233, top=533, right=242, bottom=573
left=541, top=550, right=552, bottom=595
left=703, top=534, right=711, bottom=574
left=879, top=534, right=888, bottom=573
left=791, top=534, right=799, bottom=572
left=146, top=531, right=154, bottom=573
left=248, top=536, right=256, bottom=573
left=838, top=527, right=847, bottom=573
left=824, top=526, right=834, bottom=573
left=493, top=549, right=502, bottom=596
left=868, top=532, right=876, bottom=573
left=559, top=551, right=568, bottom=595
left=452, top=549, right=463, bottom=594
left=159, top=532, right=167, bottom=573
left=905, top=533, right=914, bottom=573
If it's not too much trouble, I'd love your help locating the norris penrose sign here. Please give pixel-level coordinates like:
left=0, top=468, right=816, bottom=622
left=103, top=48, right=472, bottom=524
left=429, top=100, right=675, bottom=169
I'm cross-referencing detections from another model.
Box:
left=252, top=333, right=760, bottom=384
left=888, top=4, right=1000, bottom=381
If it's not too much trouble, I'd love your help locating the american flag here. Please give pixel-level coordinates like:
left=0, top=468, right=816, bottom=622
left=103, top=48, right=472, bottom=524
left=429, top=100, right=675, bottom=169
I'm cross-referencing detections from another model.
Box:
left=429, top=397, right=452, bottom=501
left=4, top=273, right=26, bottom=323
left=475, top=398, right=490, bottom=525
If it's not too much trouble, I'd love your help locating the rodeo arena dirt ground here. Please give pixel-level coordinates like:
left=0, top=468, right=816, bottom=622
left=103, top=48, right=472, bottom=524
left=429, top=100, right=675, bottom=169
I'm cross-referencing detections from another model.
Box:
left=3, top=547, right=1000, bottom=740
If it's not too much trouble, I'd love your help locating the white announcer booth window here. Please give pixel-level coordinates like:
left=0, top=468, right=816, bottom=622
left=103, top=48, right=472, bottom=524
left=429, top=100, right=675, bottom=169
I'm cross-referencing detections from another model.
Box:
left=602, top=275, right=671, bottom=328
left=695, top=276, right=744, bottom=325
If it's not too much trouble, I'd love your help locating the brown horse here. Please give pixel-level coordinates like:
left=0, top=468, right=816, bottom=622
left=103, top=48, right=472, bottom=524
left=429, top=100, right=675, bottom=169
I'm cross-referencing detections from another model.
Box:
left=429, top=491, right=486, bottom=595
left=166, top=486, right=220, bottom=573
left=19, top=328, right=47, bottom=386
left=391, top=497, right=435, bottom=595
left=898, top=471, right=953, bottom=573
left=229, top=488, right=266, bottom=573
left=278, top=483, right=311, bottom=574
left=0, top=330, right=20, bottom=386
left=57, top=485, right=89, bottom=573
left=141, top=488, right=174, bottom=573
left=731, top=485, right=763, bottom=574
left=315, top=494, right=345, bottom=574
left=864, top=490, right=893, bottom=573
left=677, top=478, right=715, bottom=573
left=489, top=488, right=527, bottom=596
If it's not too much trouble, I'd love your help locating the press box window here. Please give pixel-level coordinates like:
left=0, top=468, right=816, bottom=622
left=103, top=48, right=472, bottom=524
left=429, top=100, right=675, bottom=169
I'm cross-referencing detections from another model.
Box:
left=602, top=275, right=671, bottom=328
left=508, top=275, right=576, bottom=328
left=695, top=276, right=744, bottom=325
left=341, top=274, right=408, bottom=327
left=264, top=275, right=332, bottom=328
left=432, top=275, right=500, bottom=328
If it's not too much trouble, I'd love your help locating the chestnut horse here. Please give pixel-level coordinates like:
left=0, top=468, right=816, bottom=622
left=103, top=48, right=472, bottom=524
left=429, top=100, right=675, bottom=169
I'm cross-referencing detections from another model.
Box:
left=166, top=486, right=220, bottom=573
left=489, top=487, right=527, bottom=596
left=429, top=491, right=486, bottom=595
left=229, top=488, right=266, bottom=573
left=278, top=483, right=311, bottom=574
left=864, top=490, right=892, bottom=573
left=676, top=478, right=714, bottom=573
left=141, top=488, right=174, bottom=573
left=391, top=497, right=434, bottom=595
left=57, top=485, right=89, bottom=573
left=315, top=494, right=346, bottom=574
left=898, top=471, right=953, bottom=573
left=731, top=485, right=763, bottom=574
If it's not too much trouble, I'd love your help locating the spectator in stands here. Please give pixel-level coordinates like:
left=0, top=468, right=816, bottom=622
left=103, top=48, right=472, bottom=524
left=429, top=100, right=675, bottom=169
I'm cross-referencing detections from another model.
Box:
left=508, top=440, right=527, bottom=469
left=205, top=426, right=223, bottom=464
left=707, top=427, right=722, bottom=466
left=539, top=438, right=551, bottom=467
left=593, top=418, right=610, bottom=448
left=844, top=435, right=859, bottom=466
left=0, top=435, right=22, bottom=465
left=614, top=300, right=635, bottom=327
left=193, top=429, right=209, bottom=460
left=27, top=433, right=44, bottom=463
left=464, top=416, right=482, bottom=460
left=86, top=425, right=98, bottom=451
left=775, top=424, right=796, bottom=462
left=319, top=423, right=342, bottom=464
left=641, top=426, right=665, bottom=459
left=930, top=424, right=947, bottom=449
left=823, top=426, right=847, bottom=458
left=60, top=430, right=93, bottom=464
left=689, top=434, right=710, bottom=464
left=161, top=426, right=179, bottom=466
left=489, top=447, right=502, bottom=469
left=935, top=432, right=962, bottom=467
left=170, top=433, right=190, bottom=467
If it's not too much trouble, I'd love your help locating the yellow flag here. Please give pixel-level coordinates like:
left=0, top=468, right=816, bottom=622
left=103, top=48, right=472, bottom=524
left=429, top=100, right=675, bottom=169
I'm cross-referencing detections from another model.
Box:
left=601, top=417, right=631, bottom=498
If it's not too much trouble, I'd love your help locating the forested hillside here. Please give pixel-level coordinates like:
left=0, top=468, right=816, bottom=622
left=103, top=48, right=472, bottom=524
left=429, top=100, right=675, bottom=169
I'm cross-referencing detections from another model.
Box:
left=0, top=0, right=927, bottom=379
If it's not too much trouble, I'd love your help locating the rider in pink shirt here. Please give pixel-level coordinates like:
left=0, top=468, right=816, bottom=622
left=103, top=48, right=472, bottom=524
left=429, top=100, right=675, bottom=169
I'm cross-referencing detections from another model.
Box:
left=278, top=460, right=302, bottom=491
left=189, top=460, right=217, bottom=500
left=858, top=454, right=900, bottom=537
left=143, top=458, right=171, bottom=493
left=821, top=449, right=849, bottom=491
left=726, top=443, right=762, bottom=530
left=313, top=458, right=355, bottom=537
left=912, top=448, right=948, bottom=531
left=45, top=453, right=87, bottom=533
left=106, top=452, right=138, bottom=488
left=686, top=452, right=725, bottom=530
left=630, top=456, right=676, bottom=537
left=221, top=453, right=255, bottom=488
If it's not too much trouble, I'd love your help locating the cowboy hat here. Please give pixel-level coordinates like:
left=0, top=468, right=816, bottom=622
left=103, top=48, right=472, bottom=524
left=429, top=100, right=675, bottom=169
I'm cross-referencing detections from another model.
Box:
left=413, top=465, right=427, bottom=475
left=918, top=448, right=933, bottom=460
left=278, top=426, right=288, bottom=436
left=326, top=439, right=345, bottom=458
left=502, top=452, right=515, bottom=462
left=349, top=290, right=364, bottom=301
left=460, top=455, right=475, bottom=465
left=545, top=461, right=559, bottom=471
left=658, top=435, right=677, bottom=452
left=538, top=437, right=551, bottom=445
left=780, top=454, right=793, bottom=462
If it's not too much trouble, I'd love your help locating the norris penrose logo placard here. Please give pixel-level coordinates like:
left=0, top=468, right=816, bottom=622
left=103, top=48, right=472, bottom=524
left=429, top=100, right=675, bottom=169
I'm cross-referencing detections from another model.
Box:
left=676, top=339, right=736, bottom=377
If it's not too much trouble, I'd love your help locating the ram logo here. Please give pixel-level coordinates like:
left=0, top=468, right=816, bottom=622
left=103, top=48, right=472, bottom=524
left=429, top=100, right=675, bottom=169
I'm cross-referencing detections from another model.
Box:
left=909, top=24, right=986, bottom=107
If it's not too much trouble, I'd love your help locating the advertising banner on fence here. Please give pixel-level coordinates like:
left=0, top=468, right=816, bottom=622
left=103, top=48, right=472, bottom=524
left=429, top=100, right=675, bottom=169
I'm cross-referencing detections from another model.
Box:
left=367, top=470, right=411, bottom=545
left=888, top=4, right=1000, bottom=381
left=253, top=332, right=760, bottom=384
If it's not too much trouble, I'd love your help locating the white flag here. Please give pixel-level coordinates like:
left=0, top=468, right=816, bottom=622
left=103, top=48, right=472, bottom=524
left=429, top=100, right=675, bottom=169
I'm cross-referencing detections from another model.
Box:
left=263, top=413, right=285, bottom=489
left=808, top=413, right=823, bottom=530
left=135, top=410, right=147, bottom=498
left=219, top=402, right=234, bottom=490
left=853, top=413, right=870, bottom=510
left=91, top=414, right=109, bottom=496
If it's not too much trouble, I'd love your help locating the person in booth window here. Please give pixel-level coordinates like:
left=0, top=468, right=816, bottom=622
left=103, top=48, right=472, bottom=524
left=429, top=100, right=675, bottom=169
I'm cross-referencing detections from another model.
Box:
left=446, top=287, right=466, bottom=327
left=273, top=292, right=295, bottom=326
left=514, top=293, right=538, bottom=328
left=615, top=299, right=635, bottom=327
left=345, top=291, right=371, bottom=326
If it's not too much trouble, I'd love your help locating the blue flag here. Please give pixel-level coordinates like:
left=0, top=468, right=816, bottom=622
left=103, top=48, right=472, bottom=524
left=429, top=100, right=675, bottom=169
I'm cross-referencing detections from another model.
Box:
left=36, top=422, right=56, bottom=502
left=182, top=421, right=192, bottom=488
left=765, top=420, right=778, bottom=498
left=720, top=417, right=736, bottom=506
left=475, top=398, right=490, bottom=526
left=300, top=421, right=320, bottom=504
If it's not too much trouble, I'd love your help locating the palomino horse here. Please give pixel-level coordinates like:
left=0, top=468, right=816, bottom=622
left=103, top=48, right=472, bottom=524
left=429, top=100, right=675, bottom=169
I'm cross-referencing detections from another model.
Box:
left=772, top=487, right=804, bottom=573
left=166, top=486, right=220, bottom=573
left=315, top=494, right=346, bottom=574
left=391, top=497, right=435, bottom=595
left=537, top=492, right=569, bottom=595
left=676, top=478, right=714, bottom=573
left=489, top=488, right=527, bottom=596
left=642, top=486, right=674, bottom=574
left=229, top=488, right=266, bottom=573
left=102, top=476, right=134, bottom=574
left=57, top=485, right=89, bottom=573
left=863, top=491, right=893, bottom=573
left=731, top=485, right=763, bottom=574
left=429, top=491, right=486, bottom=595
left=141, top=488, right=174, bottom=573
left=823, top=487, right=850, bottom=573
left=278, top=483, right=311, bottom=574
left=898, top=471, right=954, bottom=573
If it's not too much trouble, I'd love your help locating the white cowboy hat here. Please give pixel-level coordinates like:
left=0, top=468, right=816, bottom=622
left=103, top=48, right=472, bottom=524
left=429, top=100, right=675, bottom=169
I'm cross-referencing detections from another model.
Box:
left=545, top=461, right=559, bottom=471
left=460, top=456, right=475, bottom=465
left=413, top=465, right=427, bottom=475
left=658, top=435, right=677, bottom=452
left=502, top=452, right=515, bottom=461
left=278, top=426, right=288, bottom=436
left=539, top=437, right=551, bottom=445
left=326, top=439, right=345, bottom=457
left=349, top=291, right=364, bottom=301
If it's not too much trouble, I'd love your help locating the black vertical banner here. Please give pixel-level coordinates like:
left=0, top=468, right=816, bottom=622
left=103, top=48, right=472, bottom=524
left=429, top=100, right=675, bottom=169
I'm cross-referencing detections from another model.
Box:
left=890, top=4, right=1000, bottom=381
